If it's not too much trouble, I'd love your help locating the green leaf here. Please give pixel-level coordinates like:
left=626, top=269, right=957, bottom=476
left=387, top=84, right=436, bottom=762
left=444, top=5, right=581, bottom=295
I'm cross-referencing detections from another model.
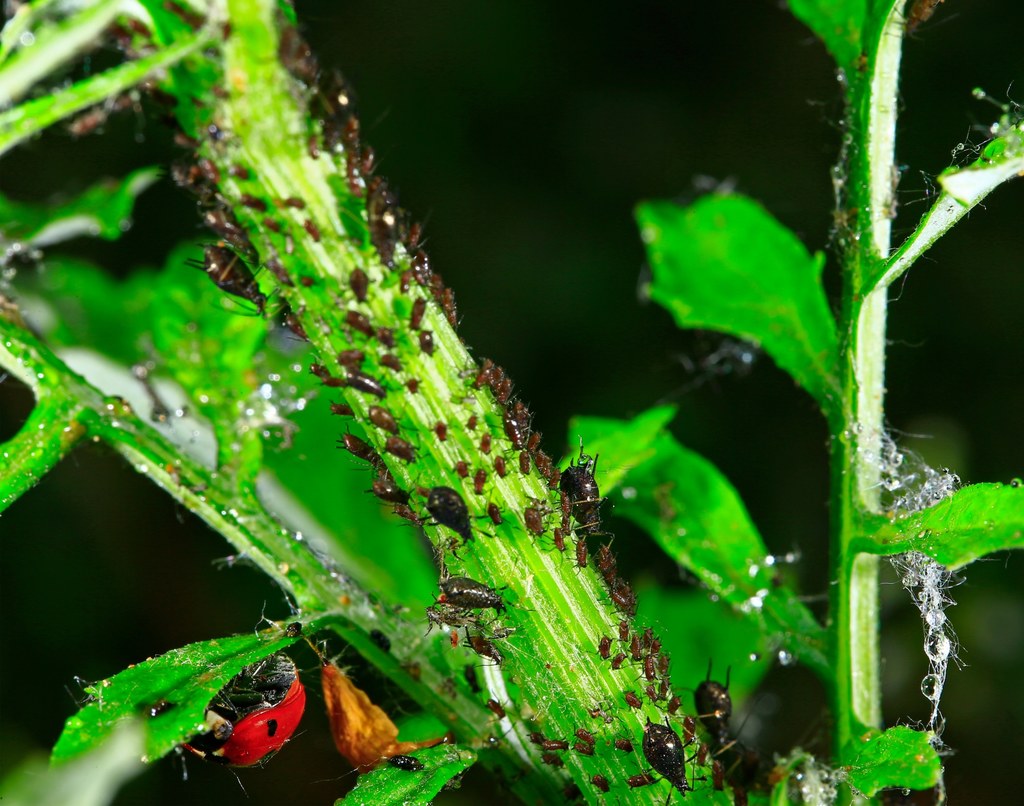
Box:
left=51, top=621, right=315, bottom=764
left=856, top=482, right=1024, bottom=570
left=335, top=744, right=477, bottom=806
left=588, top=409, right=827, bottom=676
left=0, top=167, right=159, bottom=250
left=843, top=726, right=941, bottom=797
left=637, top=195, right=839, bottom=416
left=1, top=721, right=144, bottom=806
left=787, top=0, right=867, bottom=69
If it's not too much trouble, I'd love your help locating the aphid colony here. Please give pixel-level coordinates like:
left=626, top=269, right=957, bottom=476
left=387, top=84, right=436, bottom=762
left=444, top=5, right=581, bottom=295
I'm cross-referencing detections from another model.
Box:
left=143, top=12, right=757, bottom=797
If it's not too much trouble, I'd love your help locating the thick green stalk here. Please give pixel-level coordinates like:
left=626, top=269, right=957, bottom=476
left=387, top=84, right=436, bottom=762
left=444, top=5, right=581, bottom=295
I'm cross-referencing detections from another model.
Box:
left=831, top=0, right=906, bottom=768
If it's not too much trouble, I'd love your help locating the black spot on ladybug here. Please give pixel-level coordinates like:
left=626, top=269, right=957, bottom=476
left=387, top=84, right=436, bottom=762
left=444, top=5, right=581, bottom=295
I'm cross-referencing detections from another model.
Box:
left=642, top=718, right=691, bottom=796
left=266, top=718, right=279, bottom=737
left=426, top=487, right=472, bottom=543
left=388, top=754, right=424, bottom=771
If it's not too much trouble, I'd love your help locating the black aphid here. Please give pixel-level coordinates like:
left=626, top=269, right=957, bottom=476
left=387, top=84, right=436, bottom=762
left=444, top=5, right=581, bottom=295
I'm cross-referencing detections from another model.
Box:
left=387, top=754, right=424, bottom=771
left=642, top=718, right=692, bottom=797
left=438, top=576, right=505, bottom=614
left=426, top=486, right=473, bottom=543
left=559, top=444, right=603, bottom=534
left=695, top=662, right=732, bottom=746
left=193, top=245, right=266, bottom=314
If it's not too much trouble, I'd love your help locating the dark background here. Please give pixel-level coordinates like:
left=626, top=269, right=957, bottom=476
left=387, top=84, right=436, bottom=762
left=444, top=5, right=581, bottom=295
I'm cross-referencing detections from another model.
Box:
left=2, top=1, right=1022, bottom=802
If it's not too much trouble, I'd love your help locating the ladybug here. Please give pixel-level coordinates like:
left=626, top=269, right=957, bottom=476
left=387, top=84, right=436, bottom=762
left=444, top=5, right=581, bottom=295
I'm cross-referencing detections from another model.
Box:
left=183, top=653, right=305, bottom=766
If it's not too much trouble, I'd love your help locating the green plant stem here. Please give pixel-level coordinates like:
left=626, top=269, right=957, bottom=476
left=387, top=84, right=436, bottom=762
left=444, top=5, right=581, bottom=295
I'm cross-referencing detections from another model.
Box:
left=831, top=0, right=907, bottom=772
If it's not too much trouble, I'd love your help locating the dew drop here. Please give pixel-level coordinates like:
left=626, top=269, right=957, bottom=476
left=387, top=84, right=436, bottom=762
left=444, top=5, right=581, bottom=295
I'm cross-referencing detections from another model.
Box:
left=920, top=673, right=942, bottom=700
left=777, top=649, right=795, bottom=667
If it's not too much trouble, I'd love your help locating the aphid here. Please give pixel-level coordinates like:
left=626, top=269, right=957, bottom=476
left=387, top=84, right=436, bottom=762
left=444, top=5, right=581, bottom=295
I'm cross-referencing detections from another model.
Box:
left=203, top=209, right=255, bottom=259
left=658, top=654, right=670, bottom=676
left=439, top=287, right=458, bottom=328
left=644, top=656, right=657, bottom=681
left=519, top=451, right=531, bottom=474
left=573, top=741, right=594, bottom=756
left=194, top=245, right=266, bottom=314
left=611, top=653, right=627, bottom=670
left=527, top=432, right=542, bottom=453
left=346, top=369, right=386, bottom=399
left=598, top=545, right=618, bottom=585
left=541, top=753, right=564, bottom=768
left=642, top=718, right=692, bottom=797
left=906, top=0, right=945, bottom=33
left=282, top=197, right=307, bottom=209
left=628, top=773, right=656, bottom=789
left=574, top=728, right=596, bottom=746
left=278, top=25, right=319, bottom=83
left=400, top=270, right=413, bottom=294
left=349, top=268, right=369, bottom=302
left=695, top=663, right=732, bottom=746
left=337, top=349, right=365, bottom=368
left=641, top=628, right=654, bottom=652
left=479, top=433, right=492, bottom=454
left=438, top=576, right=505, bottom=613
left=667, top=696, right=681, bottom=715
left=487, top=502, right=502, bottom=525
left=346, top=310, right=374, bottom=337
left=493, top=456, right=507, bottom=477
left=527, top=732, right=546, bottom=746
left=369, top=629, right=391, bottom=652
left=393, top=504, right=421, bottom=523
left=455, top=461, right=469, bottom=478
left=367, top=177, right=404, bottom=268
left=377, top=327, right=396, bottom=348
left=432, top=422, right=448, bottom=442
left=265, top=256, right=293, bottom=286
left=682, top=715, right=696, bottom=745
left=618, top=619, right=629, bottom=642
left=610, top=578, right=637, bottom=616
left=650, top=638, right=662, bottom=655
left=465, top=633, right=503, bottom=665
left=339, top=433, right=381, bottom=466
left=486, top=699, right=506, bottom=719
left=372, top=475, right=409, bottom=504
left=541, top=739, right=569, bottom=752
left=330, top=402, right=354, bottom=416
left=614, top=737, right=634, bottom=753
left=598, top=636, right=612, bottom=660
left=503, top=401, right=531, bottom=449
left=410, top=298, right=426, bottom=329
left=426, top=487, right=472, bottom=543
left=466, top=415, right=478, bottom=431
left=712, top=758, right=725, bottom=791
left=264, top=217, right=282, bottom=233
left=229, top=164, right=250, bottom=180
left=473, top=469, right=487, bottom=495
left=591, top=774, right=610, bottom=793
left=183, top=654, right=305, bottom=766
left=385, top=436, right=416, bottom=462
left=630, top=634, right=642, bottom=661
left=197, top=157, right=221, bottom=184
left=624, top=691, right=642, bottom=709
left=303, top=219, right=322, bottom=242
left=425, top=603, right=478, bottom=632
left=240, top=193, right=267, bottom=212
left=548, top=467, right=561, bottom=490
left=474, top=359, right=494, bottom=388
left=388, top=754, right=424, bottom=771
left=553, top=528, right=566, bottom=553
left=645, top=685, right=658, bottom=702
left=524, top=506, right=545, bottom=537
left=381, top=354, right=402, bottom=372
left=576, top=539, right=588, bottom=568
left=284, top=312, right=308, bottom=341
left=559, top=446, right=603, bottom=535
left=419, top=330, right=434, bottom=355
left=367, top=406, right=399, bottom=434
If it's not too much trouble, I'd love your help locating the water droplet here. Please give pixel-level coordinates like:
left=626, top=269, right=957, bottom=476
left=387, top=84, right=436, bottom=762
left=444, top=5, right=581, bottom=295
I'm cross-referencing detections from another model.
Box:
left=749, top=653, right=761, bottom=662
left=925, top=610, right=946, bottom=629
left=921, top=673, right=942, bottom=700
left=19, top=31, right=35, bottom=47
left=777, top=649, right=795, bottom=666
left=925, top=633, right=951, bottom=663
left=1010, top=478, right=1022, bottom=488
left=621, top=486, right=637, bottom=500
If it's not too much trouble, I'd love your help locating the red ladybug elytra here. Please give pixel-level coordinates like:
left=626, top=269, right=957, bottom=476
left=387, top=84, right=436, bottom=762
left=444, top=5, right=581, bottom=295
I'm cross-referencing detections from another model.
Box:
left=183, top=653, right=305, bottom=766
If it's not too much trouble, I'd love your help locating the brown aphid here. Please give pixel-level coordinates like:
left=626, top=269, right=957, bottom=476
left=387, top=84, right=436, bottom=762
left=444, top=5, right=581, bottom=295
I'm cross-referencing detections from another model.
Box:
left=466, top=415, right=478, bottom=431
left=360, top=146, right=376, bottom=176
left=658, top=654, right=670, bottom=676
left=465, top=633, right=502, bottom=665
left=265, top=256, right=293, bottom=286
left=553, top=528, right=566, bottom=552
left=239, top=193, right=267, bottom=212
left=541, top=753, right=563, bottom=768
left=519, top=451, right=531, bottom=474
left=349, top=268, right=369, bottom=302
left=385, top=436, right=416, bottom=462
left=487, top=503, right=502, bottom=525
left=906, top=0, right=945, bottom=33
left=372, top=476, right=409, bottom=505
left=641, top=627, right=654, bottom=651
left=367, top=177, right=404, bottom=268
left=524, top=506, right=545, bottom=536
left=411, top=250, right=431, bottom=285
left=645, top=685, right=658, bottom=702
left=197, top=157, right=220, bottom=184
left=667, top=696, right=681, bottom=715
left=611, top=653, right=627, bottom=670
left=278, top=25, right=319, bottom=83
left=526, top=432, right=542, bottom=453
left=346, top=369, right=386, bottom=399
left=330, top=402, right=354, bottom=416
left=346, top=310, right=374, bottom=337
left=682, top=715, right=696, bottom=745
left=598, top=545, right=618, bottom=584
left=598, top=637, right=612, bottom=660
left=644, top=656, right=657, bottom=681
left=308, top=135, right=321, bottom=159
left=617, top=619, right=629, bottom=642
left=630, top=634, right=642, bottom=661
left=503, top=401, right=531, bottom=449
left=650, top=638, right=662, bottom=655
left=573, top=741, right=594, bottom=756
left=203, top=209, right=255, bottom=258
left=614, top=738, right=634, bottom=753
left=527, top=732, right=546, bottom=746
left=263, top=217, right=282, bottom=233
left=610, top=579, right=638, bottom=616
left=381, top=354, right=402, bottom=372
left=304, top=219, right=322, bottom=242
left=495, top=376, right=512, bottom=404
left=439, top=287, right=457, bottom=328
left=474, top=359, right=494, bottom=388
left=591, top=774, right=610, bottom=794
left=337, top=349, right=365, bottom=368
left=399, top=271, right=413, bottom=294
left=434, top=422, right=448, bottom=441
left=628, top=773, right=655, bottom=789
left=419, top=331, right=434, bottom=355
left=284, top=312, right=308, bottom=340
left=229, top=164, right=250, bottom=179
left=659, top=678, right=671, bottom=700
left=493, top=456, right=507, bottom=478
left=485, top=699, right=506, bottom=719
left=473, top=469, right=487, bottom=495
left=339, top=433, right=383, bottom=469
left=195, top=245, right=266, bottom=314
left=393, top=504, right=421, bottom=523
left=576, top=539, right=588, bottom=568
left=479, top=433, right=492, bottom=453
left=624, top=691, right=642, bottom=709
left=455, top=461, right=469, bottom=478
left=541, top=739, right=569, bottom=752
left=282, top=197, right=306, bottom=209
left=368, top=406, right=398, bottom=434
left=406, top=378, right=420, bottom=393
left=410, top=298, right=426, bottom=330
